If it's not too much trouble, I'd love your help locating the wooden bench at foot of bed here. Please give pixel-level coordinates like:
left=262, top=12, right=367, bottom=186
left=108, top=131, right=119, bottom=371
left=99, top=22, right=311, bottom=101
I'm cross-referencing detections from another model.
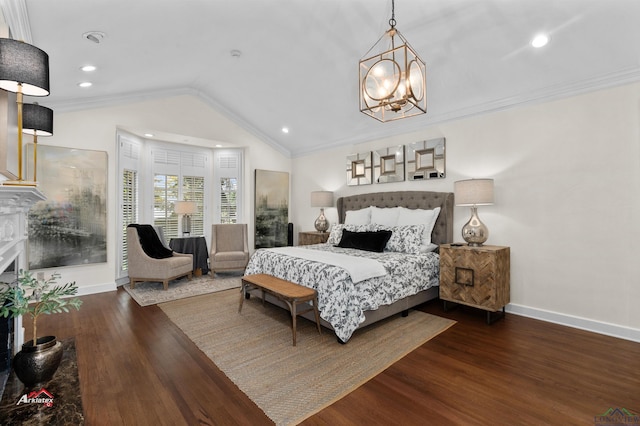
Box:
left=239, top=274, right=322, bottom=346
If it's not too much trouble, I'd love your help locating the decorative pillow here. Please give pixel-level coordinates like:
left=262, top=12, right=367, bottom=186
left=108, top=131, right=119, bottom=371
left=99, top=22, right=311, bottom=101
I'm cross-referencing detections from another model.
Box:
left=396, top=206, right=441, bottom=248
left=344, top=207, right=371, bottom=225
left=336, top=229, right=392, bottom=253
left=327, top=223, right=378, bottom=245
left=382, top=224, right=425, bottom=254
left=370, top=206, right=400, bottom=226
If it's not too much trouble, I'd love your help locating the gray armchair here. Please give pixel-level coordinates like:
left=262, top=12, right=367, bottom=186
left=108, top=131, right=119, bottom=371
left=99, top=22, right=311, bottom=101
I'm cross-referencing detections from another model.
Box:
left=127, top=226, right=193, bottom=290
left=210, top=223, right=249, bottom=273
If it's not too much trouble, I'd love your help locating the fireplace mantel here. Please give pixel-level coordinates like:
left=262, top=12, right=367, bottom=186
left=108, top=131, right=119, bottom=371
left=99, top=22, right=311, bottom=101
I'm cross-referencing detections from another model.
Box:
left=0, top=186, right=45, bottom=274
left=0, top=186, right=46, bottom=355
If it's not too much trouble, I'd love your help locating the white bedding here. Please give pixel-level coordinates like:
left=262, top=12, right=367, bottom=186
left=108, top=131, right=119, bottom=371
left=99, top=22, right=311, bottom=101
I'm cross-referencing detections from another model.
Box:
left=244, top=243, right=440, bottom=342
left=266, top=247, right=387, bottom=283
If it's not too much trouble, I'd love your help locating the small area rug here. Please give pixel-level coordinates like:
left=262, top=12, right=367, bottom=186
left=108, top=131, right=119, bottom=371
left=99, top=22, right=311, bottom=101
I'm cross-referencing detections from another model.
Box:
left=123, top=273, right=241, bottom=306
left=159, top=289, right=455, bottom=426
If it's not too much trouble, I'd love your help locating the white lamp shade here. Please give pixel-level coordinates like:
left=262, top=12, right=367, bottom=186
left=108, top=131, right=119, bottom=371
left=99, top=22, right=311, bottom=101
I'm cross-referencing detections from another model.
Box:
left=174, top=201, right=197, bottom=215
left=310, top=191, right=333, bottom=207
left=454, top=179, right=494, bottom=206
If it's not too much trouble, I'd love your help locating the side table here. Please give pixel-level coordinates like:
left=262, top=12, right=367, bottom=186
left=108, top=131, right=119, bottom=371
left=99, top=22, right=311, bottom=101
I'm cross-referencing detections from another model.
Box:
left=439, top=244, right=510, bottom=324
left=298, top=231, right=329, bottom=246
left=169, top=236, right=209, bottom=276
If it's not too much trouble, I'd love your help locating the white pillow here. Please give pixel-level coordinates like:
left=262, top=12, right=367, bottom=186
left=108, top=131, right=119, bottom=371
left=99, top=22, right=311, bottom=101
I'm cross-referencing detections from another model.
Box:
left=344, top=207, right=371, bottom=225
left=396, top=206, right=441, bottom=248
left=370, top=206, right=400, bottom=226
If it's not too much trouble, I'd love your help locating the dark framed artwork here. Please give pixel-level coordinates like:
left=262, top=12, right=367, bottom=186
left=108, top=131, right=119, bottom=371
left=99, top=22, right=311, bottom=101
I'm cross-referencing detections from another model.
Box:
left=254, top=169, right=289, bottom=248
left=25, top=144, right=108, bottom=269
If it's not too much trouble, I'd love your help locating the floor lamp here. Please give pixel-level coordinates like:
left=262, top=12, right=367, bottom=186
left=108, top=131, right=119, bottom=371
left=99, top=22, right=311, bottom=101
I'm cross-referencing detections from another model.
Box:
left=22, top=103, right=53, bottom=183
left=0, top=38, right=50, bottom=186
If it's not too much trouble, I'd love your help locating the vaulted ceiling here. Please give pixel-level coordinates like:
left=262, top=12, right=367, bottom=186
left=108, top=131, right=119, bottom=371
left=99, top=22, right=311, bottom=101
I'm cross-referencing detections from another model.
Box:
left=8, top=0, right=640, bottom=157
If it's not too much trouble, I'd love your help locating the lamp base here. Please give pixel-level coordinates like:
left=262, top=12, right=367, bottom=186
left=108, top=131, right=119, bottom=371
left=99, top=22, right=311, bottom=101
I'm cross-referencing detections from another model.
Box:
left=2, top=180, right=38, bottom=187
left=461, top=206, right=488, bottom=247
left=314, top=208, right=329, bottom=233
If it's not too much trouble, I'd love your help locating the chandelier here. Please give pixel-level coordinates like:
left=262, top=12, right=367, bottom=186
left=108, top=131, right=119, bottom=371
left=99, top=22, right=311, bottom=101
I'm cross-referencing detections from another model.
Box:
left=359, top=0, right=427, bottom=122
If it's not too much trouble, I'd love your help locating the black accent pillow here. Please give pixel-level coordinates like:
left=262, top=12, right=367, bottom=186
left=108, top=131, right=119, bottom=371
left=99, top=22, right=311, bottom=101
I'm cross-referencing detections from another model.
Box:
left=128, top=224, right=174, bottom=259
left=335, top=230, right=393, bottom=253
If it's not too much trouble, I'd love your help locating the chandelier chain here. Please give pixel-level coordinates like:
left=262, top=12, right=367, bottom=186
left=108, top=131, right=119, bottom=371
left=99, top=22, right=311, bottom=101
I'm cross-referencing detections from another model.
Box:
left=389, top=0, right=396, bottom=28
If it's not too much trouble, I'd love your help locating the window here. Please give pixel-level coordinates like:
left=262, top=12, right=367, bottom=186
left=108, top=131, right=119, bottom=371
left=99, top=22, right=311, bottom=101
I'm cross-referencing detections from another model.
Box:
left=220, top=177, right=237, bottom=223
left=117, top=134, right=143, bottom=279
left=214, top=150, right=242, bottom=223
left=121, top=169, right=138, bottom=269
left=182, top=175, right=205, bottom=235
left=153, top=174, right=179, bottom=239
left=116, top=130, right=242, bottom=282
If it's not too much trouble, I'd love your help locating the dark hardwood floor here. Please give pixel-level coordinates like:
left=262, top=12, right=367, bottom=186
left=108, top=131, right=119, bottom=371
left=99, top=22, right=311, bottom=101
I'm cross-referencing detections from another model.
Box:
left=31, top=287, right=640, bottom=425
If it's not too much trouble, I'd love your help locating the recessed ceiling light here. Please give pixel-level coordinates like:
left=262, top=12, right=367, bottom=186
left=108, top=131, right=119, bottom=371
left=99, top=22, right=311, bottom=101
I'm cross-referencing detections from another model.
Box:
left=81, top=65, right=97, bottom=72
left=282, top=127, right=289, bottom=134
left=78, top=82, right=92, bottom=88
left=144, top=133, right=154, bottom=138
left=83, top=31, right=106, bottom=44
left=531, top=34, right=550, bottom=48
left=215, top=144, right=223, bottom=148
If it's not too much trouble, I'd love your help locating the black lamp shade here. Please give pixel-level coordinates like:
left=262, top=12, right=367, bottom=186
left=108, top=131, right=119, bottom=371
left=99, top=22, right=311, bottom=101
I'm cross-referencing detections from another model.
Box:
left=22, top=103, right=53, bottom=136
left=0, top=38, right=50, bottom=96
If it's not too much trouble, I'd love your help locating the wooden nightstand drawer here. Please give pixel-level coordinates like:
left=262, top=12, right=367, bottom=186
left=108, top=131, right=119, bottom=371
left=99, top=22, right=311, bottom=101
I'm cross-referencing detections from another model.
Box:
left=298, top=231, right=329, bottom=246
left=439, top=244, right=510, bottom=314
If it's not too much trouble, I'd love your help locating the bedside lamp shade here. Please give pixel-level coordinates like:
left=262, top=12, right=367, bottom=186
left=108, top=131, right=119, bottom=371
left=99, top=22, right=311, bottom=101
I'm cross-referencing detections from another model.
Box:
left=454, top=179, right=494, bottom=246
left=310, top=191, right=333, bottom=233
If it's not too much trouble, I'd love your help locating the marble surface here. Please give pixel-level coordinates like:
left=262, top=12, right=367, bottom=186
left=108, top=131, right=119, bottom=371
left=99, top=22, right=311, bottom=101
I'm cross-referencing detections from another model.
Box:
left=0, top=338, right=84, bottom=425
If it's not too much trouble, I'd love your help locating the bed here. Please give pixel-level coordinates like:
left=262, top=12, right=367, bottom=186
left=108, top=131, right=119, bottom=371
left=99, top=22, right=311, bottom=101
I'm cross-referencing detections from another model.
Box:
left=244, top=190, right=454, bottom=342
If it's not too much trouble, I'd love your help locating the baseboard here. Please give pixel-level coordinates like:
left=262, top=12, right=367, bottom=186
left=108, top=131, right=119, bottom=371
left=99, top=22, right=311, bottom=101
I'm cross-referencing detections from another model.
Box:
left=507, top=304, right=640, bottom=343
left=76, top=281, right=116, bottom=296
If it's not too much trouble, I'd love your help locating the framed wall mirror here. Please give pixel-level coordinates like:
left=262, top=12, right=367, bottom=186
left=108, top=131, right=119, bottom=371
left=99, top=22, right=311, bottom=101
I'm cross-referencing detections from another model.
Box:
left=406, top=137, right=446, bottom=181
left=373, top=145, right=405, bottom=184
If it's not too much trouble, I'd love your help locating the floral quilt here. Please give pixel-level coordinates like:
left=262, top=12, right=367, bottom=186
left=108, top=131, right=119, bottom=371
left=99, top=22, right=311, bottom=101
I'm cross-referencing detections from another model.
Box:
left=244, top=243, right=440, bottom=342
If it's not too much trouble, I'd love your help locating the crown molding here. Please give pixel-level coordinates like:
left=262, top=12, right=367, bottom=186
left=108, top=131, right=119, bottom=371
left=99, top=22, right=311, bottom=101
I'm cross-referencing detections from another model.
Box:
left=291, top=66, right=640, bottom=158
left=0, top=0, right=32, bottom=43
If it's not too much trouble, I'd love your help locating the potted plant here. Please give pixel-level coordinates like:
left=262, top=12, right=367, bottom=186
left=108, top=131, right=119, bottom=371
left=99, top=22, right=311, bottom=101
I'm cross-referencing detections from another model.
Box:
left=0, top=269, right=82, bottom=388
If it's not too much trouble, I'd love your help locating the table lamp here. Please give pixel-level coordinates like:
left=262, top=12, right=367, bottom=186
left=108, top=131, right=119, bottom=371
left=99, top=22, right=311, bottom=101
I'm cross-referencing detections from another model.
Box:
left=175, top=201, right=197, bottom=236
left=310, top=191, right=333, bottom=232
left=454, top=178, right=494, bottom=246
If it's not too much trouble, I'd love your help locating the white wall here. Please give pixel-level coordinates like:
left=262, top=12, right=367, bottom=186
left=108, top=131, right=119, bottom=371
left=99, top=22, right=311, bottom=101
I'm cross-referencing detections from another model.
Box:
left=42, top=94, right=290, bottom=295
left=291, top=82, right=640, bottom=341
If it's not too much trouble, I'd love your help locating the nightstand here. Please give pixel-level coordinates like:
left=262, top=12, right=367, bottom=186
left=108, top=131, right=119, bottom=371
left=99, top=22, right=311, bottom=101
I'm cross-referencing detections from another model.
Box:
left=439, top=244, right=510, bottom=324
left=298, top=231, right=329, bottom=245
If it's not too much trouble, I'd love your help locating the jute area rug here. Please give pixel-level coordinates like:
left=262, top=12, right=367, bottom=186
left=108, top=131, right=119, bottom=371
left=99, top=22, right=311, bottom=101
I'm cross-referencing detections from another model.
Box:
left=160, top=289, right=455, bottom=425
left=123, top=273, right=241, bottom=306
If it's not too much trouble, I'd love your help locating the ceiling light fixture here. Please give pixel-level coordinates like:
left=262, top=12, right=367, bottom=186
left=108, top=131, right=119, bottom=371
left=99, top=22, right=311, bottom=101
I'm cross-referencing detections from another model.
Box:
left=359, top=0, right=426, bottom=122
left=531, top=34, right=550, bottom=48
left=282, top=127, right=289, bottom=134
left=81, top=65, right=97, bottom=72
left=78, top=82, right=92, bottom=88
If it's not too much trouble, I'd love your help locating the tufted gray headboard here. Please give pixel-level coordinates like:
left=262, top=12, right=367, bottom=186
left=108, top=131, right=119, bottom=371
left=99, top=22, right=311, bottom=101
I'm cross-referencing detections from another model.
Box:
left=336, top=191, right=454, bottom=246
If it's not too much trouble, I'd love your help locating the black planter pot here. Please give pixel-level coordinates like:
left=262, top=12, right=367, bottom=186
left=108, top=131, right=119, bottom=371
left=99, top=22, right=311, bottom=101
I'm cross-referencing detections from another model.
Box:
left=12, top=335, right=63, bottom=389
